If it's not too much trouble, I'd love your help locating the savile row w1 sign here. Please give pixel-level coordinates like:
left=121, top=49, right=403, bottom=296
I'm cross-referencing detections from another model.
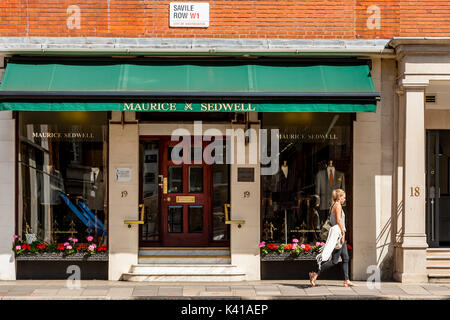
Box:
left=170, top=2, right=209, bottom=27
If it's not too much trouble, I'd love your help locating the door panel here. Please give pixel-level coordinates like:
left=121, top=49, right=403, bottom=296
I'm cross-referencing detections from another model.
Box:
left=426, top=130, right=450, bottom=247
left=139, top=140, right=161, bottom=245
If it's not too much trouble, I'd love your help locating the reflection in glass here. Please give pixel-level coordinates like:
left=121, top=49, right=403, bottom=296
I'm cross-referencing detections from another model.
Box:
left=141, top=141, right=159, bottom=241
left=168, top=166, right=183, bottom=193
left=17, top=112, right=108, bottom=246
left=168, top=206, right=183, bottom=233
left=191, top=146, right=203, bottom=163
left=168, top=146, right=183, bottom=162
left=260, top=112, right=352, bottom=246
left=189, top=206, right=203, bottom=233
left=189, top=166, right=203, bottom=193
left=212, top=164, right=229, bottom=241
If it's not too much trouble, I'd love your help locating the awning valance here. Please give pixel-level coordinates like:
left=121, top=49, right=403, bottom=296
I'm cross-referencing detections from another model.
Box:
left=0, top=61, right=378, bottom=112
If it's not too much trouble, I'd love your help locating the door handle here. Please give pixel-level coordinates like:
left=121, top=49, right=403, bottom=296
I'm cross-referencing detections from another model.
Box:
left=124, top=204, right=145, bottom=228
left=224, top=203, right=245, bottom=228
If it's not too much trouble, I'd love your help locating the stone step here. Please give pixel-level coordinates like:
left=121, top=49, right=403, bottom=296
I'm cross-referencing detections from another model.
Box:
left=138, top=247, right=230, bottom=256
left=426, top=248, right=450, bottom=256
left=122, top=264, right=246, bottom=282
left=427, top=268, right=450, bottom=275
left=426, top=259, right=450, bottom=266
left=427, top=265, right=450, bottom=269
left=138, top=256, right=231, bottom=264
left=122, top=274, right=246, bottom=282
left=130, top=264, right=243, bottom=274
left=426, top=256, right=450, bottom=260
left=428, top=275, right=450, bottom=283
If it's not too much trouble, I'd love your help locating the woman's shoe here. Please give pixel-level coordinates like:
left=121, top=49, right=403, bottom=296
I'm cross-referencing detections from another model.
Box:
left=309, top=272, right=317, bottom=287
left=343, top=280, right=356, bottom=287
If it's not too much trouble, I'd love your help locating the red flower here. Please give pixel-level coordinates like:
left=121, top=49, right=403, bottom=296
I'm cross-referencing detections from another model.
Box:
left=285, top=244, right=293, bottom=250
left=57, top=244, right=65, bottom=251
left=98, top=246, right=107, bottom=252
left=304, top=244, right=311, bottom=251
left=346, top=243, right=353, bottom=250
left=267, top=243, right=279, bottom=250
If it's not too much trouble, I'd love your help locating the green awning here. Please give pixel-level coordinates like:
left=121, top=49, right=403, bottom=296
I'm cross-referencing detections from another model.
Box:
left=0, top=61, right=378, bottom=112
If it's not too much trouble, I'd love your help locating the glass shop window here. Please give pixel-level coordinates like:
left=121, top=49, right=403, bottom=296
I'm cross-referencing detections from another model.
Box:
left=260, top=113, right=352, bottom=246
left=17, top=112, right=108, bottom=247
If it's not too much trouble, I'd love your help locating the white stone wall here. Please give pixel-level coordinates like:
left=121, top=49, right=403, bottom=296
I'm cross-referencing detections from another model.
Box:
left=352, top=58, right=396, bottom=280
left=0, top=54, right=16, bottom=280
left=108, top=112, right=139, bottom=280
left=229, top=120, right=261, bottom=281
left=0, top=110, right=16, bottom=280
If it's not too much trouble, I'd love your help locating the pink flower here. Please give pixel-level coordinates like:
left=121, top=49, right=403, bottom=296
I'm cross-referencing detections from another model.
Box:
left=68, top=237, right=73, bottom=241
left=88, top=245, right=95, bottom=251
left=321, top=242, right=325, bottom=246
left=258, top=241, right=266, bottom=248
left=315, top=242, right=322, bottom=246
left=87, top=236, right=94, bottom=242
left=292, top=238, right=299, bottom=243
left=66, top=245, right=72, bottom=250
left=15, top=245, right=21, bottom=250
left=300, top=244, right=306, bottom=249
left=72, top=238, right=78, bottom=243
left=91, top=244, right=97, bottom=248
left=64, top=242, right=70, bottom=246
left=13, top=235, right=18, bottom=239
left=292, top=244, right=297, bottom=249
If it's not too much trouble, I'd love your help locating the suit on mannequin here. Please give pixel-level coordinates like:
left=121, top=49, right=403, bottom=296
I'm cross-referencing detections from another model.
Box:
left=315, top=160, right=345, bottom=220
left=272, top=160, right=297, bottom=210
left=83, top=167, right=105, bottom=211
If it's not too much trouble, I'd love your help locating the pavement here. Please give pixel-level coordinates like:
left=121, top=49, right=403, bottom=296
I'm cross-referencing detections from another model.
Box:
left=0, top=280, right=450, bottom=300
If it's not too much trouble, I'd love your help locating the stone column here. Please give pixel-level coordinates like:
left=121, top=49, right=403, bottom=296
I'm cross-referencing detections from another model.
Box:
left=108, top=111, right=139, bottom=280
left=394, top=85, right=429, bottom=283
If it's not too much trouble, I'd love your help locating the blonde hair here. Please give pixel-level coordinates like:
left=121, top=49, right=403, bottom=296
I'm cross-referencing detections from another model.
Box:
left=331, top=189, right=346, bottom=204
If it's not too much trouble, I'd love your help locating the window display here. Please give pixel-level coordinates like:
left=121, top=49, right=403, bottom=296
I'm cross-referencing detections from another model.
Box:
left=17, top=112, right=108, bottom=247
left=260, top=113, right=352, bottom=246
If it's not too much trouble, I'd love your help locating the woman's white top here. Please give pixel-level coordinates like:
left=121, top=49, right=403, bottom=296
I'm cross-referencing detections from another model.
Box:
left=330, top=204, right=346, bottom=232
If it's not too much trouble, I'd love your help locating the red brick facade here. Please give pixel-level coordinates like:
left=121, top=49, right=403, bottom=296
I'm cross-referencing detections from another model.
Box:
left=0, top=1, right=448, bottom=38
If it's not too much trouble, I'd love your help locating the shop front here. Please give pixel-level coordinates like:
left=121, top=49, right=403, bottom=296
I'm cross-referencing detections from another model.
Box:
left=0, top=58, right=378, bottom=281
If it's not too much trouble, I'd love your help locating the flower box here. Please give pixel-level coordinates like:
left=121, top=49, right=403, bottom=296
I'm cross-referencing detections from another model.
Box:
left=261, top=252, right=318, bottom=261
left=15, top=252, right=108, bottom=262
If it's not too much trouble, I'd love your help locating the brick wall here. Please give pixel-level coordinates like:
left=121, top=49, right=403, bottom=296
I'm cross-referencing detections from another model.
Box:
left=0, top=1, right=448, bottom=39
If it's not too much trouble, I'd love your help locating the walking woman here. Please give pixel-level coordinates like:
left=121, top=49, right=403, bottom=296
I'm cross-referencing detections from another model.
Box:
left=309, top=189, right=355, bottom=287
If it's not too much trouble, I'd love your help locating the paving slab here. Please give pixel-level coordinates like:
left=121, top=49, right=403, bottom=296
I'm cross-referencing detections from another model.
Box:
left=304, top=286, right=332, bottom=296
left=57, top=288, right=84, bottom=296
left=81, top=289, right=108, bottom=296
left=205, top=286, right=231, bottom=292
left=400, top=285, right=433, bottom=295
left=232, top=289, right=256, bottom=296
left=108, top=287, right=135, bottom=297
left=31, top=289, right=59, bottom=296
left=183, top=286, right=205, bottom=296
left=199, top=291, right=233, bottom=296
left=158, top=287, right=183, bottom=296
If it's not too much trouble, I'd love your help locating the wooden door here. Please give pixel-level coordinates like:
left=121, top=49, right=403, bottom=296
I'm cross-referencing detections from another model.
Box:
left=160, top=137, right=211, bottom=246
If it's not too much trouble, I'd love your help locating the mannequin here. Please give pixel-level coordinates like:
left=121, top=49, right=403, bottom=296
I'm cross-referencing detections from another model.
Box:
left=314, top=160, right=345, bottom=224
left=83, top=167, right=105, bottom=211
left=272, top=159, right=297, bottom=243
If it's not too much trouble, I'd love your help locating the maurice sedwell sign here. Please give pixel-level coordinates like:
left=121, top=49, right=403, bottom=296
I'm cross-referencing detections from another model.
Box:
left=169, top=2, right=209, bottom=27
left=123, top=102, right=255, bottom=112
